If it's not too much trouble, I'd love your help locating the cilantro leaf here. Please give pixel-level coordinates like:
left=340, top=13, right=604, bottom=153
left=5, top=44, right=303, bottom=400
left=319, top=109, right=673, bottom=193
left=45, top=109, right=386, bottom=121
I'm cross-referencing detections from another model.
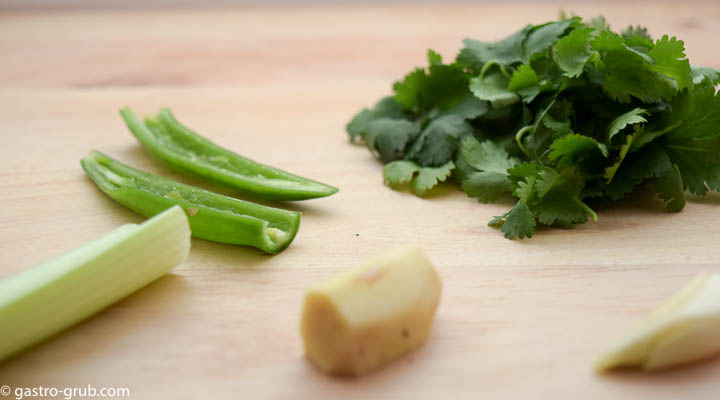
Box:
left=648, top=35, right=693, bottom=91
left=591, top=30, right=676, bottom=103
left=346, top=96, right=407, bottom=141
left=427, top=49, right=443, bottom=65
left=523, top=18, right=579, bottom=63
left=605, top=144, right=673, bottom=199
left=607, top=107, right=647, bottom=141
left=383, top=160, right=454, bottom=196
left=413, top=161, right=455, bottom=197
left=548, top=134, right=608, bottom=171
left=442, top=94, right=490, bottom=120
left=533, top=167, right=595, bottom=226
left=535, top=188, right=591, bottom=226
left=469, top=72, right=520, bottom=109
left=458, top=136, right=520, bottom=202
left=535, top=167, right=564, bottom=197
left=383, top=160, right=420, bottom=188
left=414, top=161, right=455, bottom=196
left=622, top=25, right=652, bottom=42
left=660, top=83, right=720, bottom=194
left=661, top=82, right=720, bottom=142
left=651, top=164, right=686, bottom=211
left=461, top=171, right=511, bottom=203
left=590, top=16, right=610, bottom=31
left=460, top=136, right=520, bottom=173
left=393, top=64, right=468, bottom=112
left=508, top=65, right=540, bottom=91
left=496, top=200, right=536, bottom=239
left=621, top=25, right=654, bottom=49
left=407, top=115, right=473, bottom=166
left=541, top=112, right=573, bottom=139
left=629, top=122, right=680, bottom=152
left=513, top=174, right=537, bottom=202
left=508, top=162, right=540, bottom=188
left=457, top=26, right=530, bottom=69
left=347, top=109, right=375, bottom=142
left=664, top=142, right=720, bottom=195
left=604, top=121, right=679, bottom=184
left=392, top=68, right=426, bottom=112
left=553, top=27, right=594, bottom=78
left=488, top=163, right=541, bottom=237
left=365, top=118, right=420, bottom=163
left=507, top=65, right=547, bottom=102
left=691, top=66, right=720, bottom=85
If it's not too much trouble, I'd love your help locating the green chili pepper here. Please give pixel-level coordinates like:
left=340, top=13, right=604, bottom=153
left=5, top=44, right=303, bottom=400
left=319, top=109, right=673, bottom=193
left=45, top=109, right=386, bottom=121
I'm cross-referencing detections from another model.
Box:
left=80, top=150, right=300, bottom=254
left=119, top=107, right=338, bottom=201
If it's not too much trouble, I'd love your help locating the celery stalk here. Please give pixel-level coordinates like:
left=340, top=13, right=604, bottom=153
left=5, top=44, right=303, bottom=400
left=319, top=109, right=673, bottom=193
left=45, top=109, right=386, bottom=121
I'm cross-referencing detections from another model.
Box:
left=0, top=206, right=191, bottom=361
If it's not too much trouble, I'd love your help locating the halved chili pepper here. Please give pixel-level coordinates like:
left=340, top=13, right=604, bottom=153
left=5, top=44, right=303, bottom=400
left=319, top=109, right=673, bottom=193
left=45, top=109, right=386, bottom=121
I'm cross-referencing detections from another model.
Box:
left=119, top=107, right=338, bottom=201
left=81, top=150, right=300, bottom=254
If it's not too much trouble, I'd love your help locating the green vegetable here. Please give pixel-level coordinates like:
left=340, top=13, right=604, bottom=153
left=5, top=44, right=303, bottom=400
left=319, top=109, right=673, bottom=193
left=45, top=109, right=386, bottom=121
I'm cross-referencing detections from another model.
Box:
left=346, top=16, right=720, bottom=239
left=81, top=151, right=300, bottom=253
left=383, top=160, right=454, bottom=196
left=0, top=206, right=190, bottom=361
left=121, top=107, right=338, bottom=201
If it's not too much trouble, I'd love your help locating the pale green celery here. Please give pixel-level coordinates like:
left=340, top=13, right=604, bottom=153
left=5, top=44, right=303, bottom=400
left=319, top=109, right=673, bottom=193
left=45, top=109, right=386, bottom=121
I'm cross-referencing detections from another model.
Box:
left=0, top=206, right=191, bottom=362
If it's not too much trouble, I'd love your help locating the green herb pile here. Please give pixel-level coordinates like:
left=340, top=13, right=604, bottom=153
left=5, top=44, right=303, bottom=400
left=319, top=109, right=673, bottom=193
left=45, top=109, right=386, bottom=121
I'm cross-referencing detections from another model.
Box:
left=346, top=16, right=720, bottom=239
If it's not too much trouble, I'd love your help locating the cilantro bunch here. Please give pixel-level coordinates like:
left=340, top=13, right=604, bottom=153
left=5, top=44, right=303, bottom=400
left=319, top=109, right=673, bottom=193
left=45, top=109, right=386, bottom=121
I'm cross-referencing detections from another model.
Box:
left=346, top=16, right=720, bottom=239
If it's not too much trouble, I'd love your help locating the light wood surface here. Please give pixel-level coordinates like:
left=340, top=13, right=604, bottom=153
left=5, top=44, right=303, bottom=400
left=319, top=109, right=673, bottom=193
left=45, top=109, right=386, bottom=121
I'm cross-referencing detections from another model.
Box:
left=2, top=3, right=720, bottom=399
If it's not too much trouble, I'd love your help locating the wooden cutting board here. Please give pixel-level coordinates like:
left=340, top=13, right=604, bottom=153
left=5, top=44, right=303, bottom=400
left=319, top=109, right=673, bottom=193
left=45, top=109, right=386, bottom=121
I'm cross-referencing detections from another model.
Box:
left=2, top=3, right=720, bottom=398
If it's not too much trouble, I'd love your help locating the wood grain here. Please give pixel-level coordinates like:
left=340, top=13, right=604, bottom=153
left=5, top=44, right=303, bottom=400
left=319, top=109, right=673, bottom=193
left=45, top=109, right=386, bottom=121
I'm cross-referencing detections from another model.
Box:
left=1, top=3, right=720, bottom=399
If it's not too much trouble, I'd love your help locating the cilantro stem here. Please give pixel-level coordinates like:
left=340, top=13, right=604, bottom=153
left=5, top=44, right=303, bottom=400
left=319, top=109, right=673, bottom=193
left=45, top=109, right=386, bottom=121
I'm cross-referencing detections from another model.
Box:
left=499, top=65, right=511, bottom=79
left=665, top=144, right=717, bottom=153
left=529, top=97, right=557, bottom=161
left=573, top=197, right=598, bottom=222
left=479, top=60, right=511, bottom=79
left=515, top=125, right=533, bottom=158
left=479, top=60, right=497, bottom=79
